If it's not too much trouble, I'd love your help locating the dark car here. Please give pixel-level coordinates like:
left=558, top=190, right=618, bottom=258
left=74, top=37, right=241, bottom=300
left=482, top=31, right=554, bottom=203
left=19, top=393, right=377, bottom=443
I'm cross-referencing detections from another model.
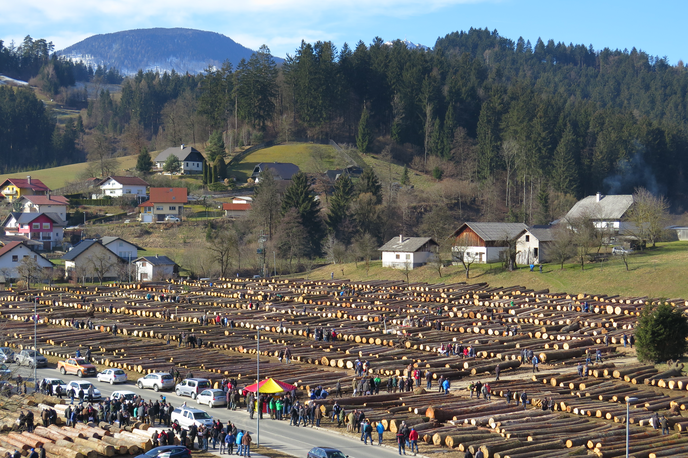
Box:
left=307, top=447, right=347, bottom=458
left=136, top=446, right=191, bottom=458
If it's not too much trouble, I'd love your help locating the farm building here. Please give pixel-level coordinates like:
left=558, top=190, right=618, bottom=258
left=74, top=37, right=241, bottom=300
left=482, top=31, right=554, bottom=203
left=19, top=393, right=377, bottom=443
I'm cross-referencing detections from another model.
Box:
left=515, top=226, right=555, bottom=265
left=450, top=222, right=528, bottom=264
left=564, top=192, right=634, bottom=235
left=133, top=255, right=177, bottom=281
left=379, top=235, right=438, bottom=269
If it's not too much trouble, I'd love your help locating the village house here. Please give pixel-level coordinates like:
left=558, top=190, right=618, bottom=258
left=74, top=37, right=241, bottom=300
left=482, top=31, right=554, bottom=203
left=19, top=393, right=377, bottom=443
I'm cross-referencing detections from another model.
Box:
left=564, top=192, right=635, bottom=235
left=0, top=176, right=50, bottom=202
left=450, top=222, right=528, bottom=264
left=138, top=187, right=188, bottom=223
left=0, top=241, right=53, bottom=282
left=2, top=212, right=66, bottom=251
left=19, top=195, right=69, bottom=221
left=154, top=145, right=206, bottom=174
left=100, top=236, right=142, bottom=262
left=515, top=226, right=555, bottom=266
left=94, top=176, right=149, bottom=199
left=61, top=240, right=121, bottom=281
left=251, top=162, right=300, bottom=182
left=133, top=255, right=177, bottom=281
left=379, top=235, right=438, bottom=269
left=222, top=196, right=252, bottom=218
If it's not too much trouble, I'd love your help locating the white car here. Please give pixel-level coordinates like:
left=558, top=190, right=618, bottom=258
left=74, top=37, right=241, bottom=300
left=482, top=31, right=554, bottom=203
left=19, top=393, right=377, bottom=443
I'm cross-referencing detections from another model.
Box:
left=44, top=378, right=69, bottom=394
left=165, top=215, right=180, bottom=222
left=171, top=406, right=213, bottom=430
left=0, top=347, right=15, bottom=363
left=67, top=381, right=101, bottom=401
left=196, top=389, right=227, bottom=408
left=97, top=368, right=128, bottom=385
left=137, top=373, right=175, bottom=392
left=111, top=390, right=137, bottom=402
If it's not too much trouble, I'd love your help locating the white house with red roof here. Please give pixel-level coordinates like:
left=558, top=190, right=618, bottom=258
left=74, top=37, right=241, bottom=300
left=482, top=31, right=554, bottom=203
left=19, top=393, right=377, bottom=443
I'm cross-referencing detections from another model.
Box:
left=19, top=195, right=69, bottom=221
left=138, top=187, right=188, bottom=223
left=95, top=176, right=149, bottom=198
left=0, top=176, right=50, bottom=202
left=0, top=241, right=54, bottom=282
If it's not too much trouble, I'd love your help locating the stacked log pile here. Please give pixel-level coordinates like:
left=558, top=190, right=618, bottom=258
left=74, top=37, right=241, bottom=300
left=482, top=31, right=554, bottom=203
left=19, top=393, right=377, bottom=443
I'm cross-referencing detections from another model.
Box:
left=0, top=279, right=686, bottom=457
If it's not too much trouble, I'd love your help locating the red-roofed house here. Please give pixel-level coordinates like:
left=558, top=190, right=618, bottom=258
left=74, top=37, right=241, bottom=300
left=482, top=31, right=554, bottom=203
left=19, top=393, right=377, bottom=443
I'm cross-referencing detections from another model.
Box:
left=19, top=195, right=69, bottom=221
left=138, top=187, right=188, bottom=223
left=0, top=176, right=50, bottom=202
left=0, top=241, right=54, bottom=282
left=223, top=196, right=252, bottom=218
left=95, top=176, right=149, bottom=198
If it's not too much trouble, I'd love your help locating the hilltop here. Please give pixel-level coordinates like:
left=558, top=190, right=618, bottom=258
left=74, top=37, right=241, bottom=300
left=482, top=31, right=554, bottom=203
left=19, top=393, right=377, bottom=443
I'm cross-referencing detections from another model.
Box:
left=60, top=28, right=280, bottom=75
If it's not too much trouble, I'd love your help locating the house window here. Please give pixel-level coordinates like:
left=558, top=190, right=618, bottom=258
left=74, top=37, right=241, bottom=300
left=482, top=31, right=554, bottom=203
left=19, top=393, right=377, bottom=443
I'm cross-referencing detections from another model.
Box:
left=156, top=206, right=163, bottom=211
left=406, top=254, right=411, bottom=260
left=169, top=206, right=176, bottom=211
left=125, top=190, right=131, bottom=194
left=42, top=223, right=50, bottom=229
left=11, top=255, right=17, bottom=262
left=32, top=223, right=40, bottom=229
left=534, top=247, right=539, bottom=258
left=395, top=254, right=400, bottom=259
left=185, top=163, right=188, bottom=167
left=525, top=235, right=530, bottom=242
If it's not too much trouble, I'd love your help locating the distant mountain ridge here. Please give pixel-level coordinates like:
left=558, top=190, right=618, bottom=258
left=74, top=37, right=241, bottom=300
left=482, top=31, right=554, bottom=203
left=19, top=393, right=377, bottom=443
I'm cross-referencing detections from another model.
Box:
left=60, top=28, right=281, bottom=75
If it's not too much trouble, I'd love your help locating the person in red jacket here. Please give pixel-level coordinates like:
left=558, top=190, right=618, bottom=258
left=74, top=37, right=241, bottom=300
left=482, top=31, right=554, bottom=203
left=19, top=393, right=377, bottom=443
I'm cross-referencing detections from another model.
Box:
left=408, top=427, right=419, bottom=454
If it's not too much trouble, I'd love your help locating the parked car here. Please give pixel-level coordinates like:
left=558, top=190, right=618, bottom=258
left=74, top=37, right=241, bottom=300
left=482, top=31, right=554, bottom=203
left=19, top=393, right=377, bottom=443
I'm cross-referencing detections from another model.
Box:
left=135, top=446, right=191, bottom=458
left=110, top=390, right=137, bottom=401
left=175, top=378, right=211, bottom=399
left=0, top=347, right=15, bottom=363
left=196, top=389, right=227, bottom=408
left=170, top=406, right=213, bottom=430
left=43, top=378, right=69, bottom=394
left=67, top=380, right=102, bottom=401
left=97, top=368, right=128, bottom=384
left=164, top=215, right=180, bottom=222
left=0, top=363, right=11, bottom=380
left=16, top=350, right=48, bottom=368
left=307, top=447, right=348, bottom=458
left=137, top=373, right=175, bottom=392
left=612, top=246, right=633, bottom=255
left=57, top=357, right=97, bottom=377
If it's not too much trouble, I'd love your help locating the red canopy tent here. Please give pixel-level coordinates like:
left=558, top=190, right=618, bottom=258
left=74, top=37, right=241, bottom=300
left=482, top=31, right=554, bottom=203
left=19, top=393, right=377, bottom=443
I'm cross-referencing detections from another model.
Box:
left=243, top=378, right=297, bottom=394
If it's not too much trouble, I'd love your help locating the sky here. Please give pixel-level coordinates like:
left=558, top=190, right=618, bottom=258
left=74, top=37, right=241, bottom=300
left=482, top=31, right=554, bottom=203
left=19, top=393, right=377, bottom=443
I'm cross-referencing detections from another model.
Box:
left=1, top=0, right=686, bottom=64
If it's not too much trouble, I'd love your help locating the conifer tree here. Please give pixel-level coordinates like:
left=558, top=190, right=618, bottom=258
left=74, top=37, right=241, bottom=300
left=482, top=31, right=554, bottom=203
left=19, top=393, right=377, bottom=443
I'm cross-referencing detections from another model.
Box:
left=356, top=105, right=372, bottom=153
left=325, top=174, right=354, bottom=236
left=135, top=146, right=152, bottom=174
left=281, top=172, right=325, bottom=256
left=400, top=165, right=410, bottom=186
left=356, top=168, right=382, bottom=204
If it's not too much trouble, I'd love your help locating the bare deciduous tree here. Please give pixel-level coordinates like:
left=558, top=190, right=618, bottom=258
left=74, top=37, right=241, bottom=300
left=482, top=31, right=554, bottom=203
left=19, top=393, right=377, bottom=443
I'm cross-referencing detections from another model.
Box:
left=549, top=225, right=576, bottom=269
left=626, top=187, right=670, bottom=248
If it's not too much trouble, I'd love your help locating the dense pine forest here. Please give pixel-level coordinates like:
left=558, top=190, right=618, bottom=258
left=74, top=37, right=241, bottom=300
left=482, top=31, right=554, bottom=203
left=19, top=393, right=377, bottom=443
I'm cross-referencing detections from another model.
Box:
left=2, top=28, right=688, bottom=215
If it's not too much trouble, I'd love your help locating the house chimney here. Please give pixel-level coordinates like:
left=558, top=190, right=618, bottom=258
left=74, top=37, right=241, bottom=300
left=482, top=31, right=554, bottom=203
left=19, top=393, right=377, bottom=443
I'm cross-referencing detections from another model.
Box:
left=181, top=144, right=184, bottom=150
left=399, top=234, right=403, bottom=243
left=596, top=192, right=602, bottom=202
left=27, top=176, right=31, bottom=185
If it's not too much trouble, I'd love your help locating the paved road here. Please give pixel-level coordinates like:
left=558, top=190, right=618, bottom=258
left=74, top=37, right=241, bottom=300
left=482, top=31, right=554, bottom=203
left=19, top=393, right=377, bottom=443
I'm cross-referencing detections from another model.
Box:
left=19, top=365, right=403, bottom=458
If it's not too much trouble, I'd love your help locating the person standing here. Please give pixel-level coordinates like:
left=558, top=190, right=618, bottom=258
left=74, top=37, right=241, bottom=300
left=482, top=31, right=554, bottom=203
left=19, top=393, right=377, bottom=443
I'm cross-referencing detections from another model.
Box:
left=408, top=427, right=418, bottom=454
left=661, top=415, right=669, bottom=435
left=376, top=421, right=384, bottom=445
left=363, top=420, right=373, bottom=445
left=520, top=392, right=528, bottom=410
left=241, top=431, right=252, bottom=457
left=397, top=428, right=406, bottom=455
left=495, top=364, right=500, bottom=381
left=235, top=430, right=243, bottom=456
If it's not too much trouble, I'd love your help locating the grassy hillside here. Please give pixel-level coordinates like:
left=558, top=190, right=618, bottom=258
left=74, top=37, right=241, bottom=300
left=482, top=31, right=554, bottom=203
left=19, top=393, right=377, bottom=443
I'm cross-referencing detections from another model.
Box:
left=0, top=155, right=139, bottom=190
left=229, top=143, right=349, bottom=181
left=308, top=241, right=688, bottom=300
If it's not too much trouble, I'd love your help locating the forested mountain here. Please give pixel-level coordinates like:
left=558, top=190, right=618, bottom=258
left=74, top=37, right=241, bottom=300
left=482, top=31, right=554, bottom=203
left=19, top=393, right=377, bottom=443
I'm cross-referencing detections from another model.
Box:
left=4, top=27, right=688, bottom=240
left=60, top=28, right=273, bottom=75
